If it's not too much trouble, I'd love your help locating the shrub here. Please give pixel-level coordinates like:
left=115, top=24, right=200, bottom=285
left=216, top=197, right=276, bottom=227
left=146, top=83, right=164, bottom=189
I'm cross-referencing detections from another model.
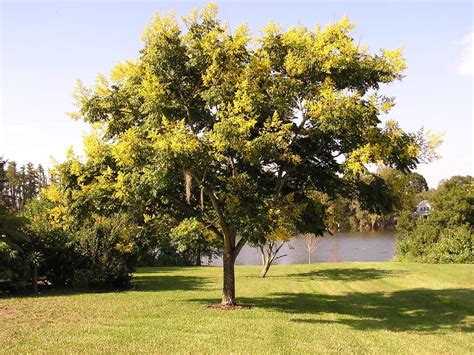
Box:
left=0, top=240, right=30, bottom=290
left=0, top=204, right=32, bottom=290
left=23, top=198, right=80, bottom=287
left=424, top=225, right=473, bottom=263
left=23, top=197, right=140, bottom=290
left=73, top=213, right=139, bottom=289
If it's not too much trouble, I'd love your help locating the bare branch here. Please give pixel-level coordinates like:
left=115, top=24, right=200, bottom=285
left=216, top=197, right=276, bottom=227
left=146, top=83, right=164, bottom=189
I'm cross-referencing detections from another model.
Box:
left=274, top=254, right=288, bottom=261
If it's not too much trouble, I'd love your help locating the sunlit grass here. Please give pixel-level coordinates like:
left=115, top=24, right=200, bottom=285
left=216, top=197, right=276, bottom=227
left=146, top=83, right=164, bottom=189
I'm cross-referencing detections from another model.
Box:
left=1, top=262, right=473, bottom=353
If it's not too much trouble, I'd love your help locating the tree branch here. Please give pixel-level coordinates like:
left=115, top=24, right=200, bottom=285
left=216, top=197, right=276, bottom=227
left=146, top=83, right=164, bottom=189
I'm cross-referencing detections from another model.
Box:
left=273, top=100, right=309, bottom=199
left=160, top=191, right=222, bottom=239
left=189, top=172, right=233, bottom=240
left=233, top=236, right=248, bottom=261
left=206, top=224, right=224, bottom=239
left=274, top=254, right=287, bottom=261
left=274, top=241, right=286, bottom=254
left=177, top=89, right=197, bottom=134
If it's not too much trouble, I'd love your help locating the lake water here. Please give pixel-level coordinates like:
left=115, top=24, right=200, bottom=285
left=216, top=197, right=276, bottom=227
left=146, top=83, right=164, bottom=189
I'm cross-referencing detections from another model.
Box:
left=206, top=231, right=397, bottom=266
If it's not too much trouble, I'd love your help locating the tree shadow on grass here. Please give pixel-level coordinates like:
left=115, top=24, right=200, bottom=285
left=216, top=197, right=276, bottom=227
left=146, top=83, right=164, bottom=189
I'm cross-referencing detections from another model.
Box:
left=190, top=288, right=473, bottom=333
left=0, top=270, right=210, bottom=299
left=286, top=268, right=403, bottom=281
left=134, top=266, right=199, bottom=274
left=132, top=274, right=212, bottom=292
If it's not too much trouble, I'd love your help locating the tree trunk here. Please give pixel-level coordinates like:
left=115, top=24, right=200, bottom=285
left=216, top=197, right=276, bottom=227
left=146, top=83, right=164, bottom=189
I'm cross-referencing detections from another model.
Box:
left=259, top=244, right=271, bottom=278
left=195, top=248, right=202, bottom=266
left=32, top=264, right=38, bottom=294
left=222, top=249, right=236, bottom=305
left=259, top=259, right=271, bottom=278
left=258, top=242, right=286, bottom=278
left=308, top=252, right=311, bottom=264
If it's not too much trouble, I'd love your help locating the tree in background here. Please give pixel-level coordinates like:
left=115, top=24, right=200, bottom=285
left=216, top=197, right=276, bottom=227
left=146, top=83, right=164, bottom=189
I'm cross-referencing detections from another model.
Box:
left=397, top=176, right=473, bottom=263
left=303, top=233, right=323, bottom=264
left=170, top=217, right=222, bottom=266
left=137, top=212, right=217, bottom=267
left=0, top=204, right=31, bottom=288
left=71, top=4, right=428, bottom=305
left=2, top=160, right=48, bottom=211
left=327, top=168, right=429, bottom=232
left=0, top=159, right=35, bottom=290
left=23, top=194, right=78, bottom=288
left=378, top=166, right=428, bottom=212
left=28, top=148, right=144, bottom=289
left=0, top=159, right=6, bottom=193
left=257, top=191, right=328, bottom=277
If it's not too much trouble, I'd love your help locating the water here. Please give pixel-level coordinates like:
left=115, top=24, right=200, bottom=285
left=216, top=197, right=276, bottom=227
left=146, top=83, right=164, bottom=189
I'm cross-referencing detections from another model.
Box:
left=206, top=231, right=396, bottom=266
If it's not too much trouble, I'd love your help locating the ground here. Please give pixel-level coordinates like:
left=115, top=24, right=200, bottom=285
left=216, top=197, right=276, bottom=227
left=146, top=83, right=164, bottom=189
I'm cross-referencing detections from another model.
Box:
left=0, top=262, right=473, bottom=353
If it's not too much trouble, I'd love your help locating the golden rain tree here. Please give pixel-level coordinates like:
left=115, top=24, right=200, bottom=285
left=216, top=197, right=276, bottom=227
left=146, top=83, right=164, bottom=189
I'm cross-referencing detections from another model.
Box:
left=72, top=3, right=422, bottom=306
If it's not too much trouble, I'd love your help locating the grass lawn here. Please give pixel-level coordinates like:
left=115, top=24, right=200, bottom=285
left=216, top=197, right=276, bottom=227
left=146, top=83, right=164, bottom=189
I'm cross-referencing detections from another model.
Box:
left=0, top=262, right=473, bottom=353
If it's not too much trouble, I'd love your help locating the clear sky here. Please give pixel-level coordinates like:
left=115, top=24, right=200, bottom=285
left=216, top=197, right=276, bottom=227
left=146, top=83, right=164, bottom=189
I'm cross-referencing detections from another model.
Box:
left=1, top=0, right=472, bottom=188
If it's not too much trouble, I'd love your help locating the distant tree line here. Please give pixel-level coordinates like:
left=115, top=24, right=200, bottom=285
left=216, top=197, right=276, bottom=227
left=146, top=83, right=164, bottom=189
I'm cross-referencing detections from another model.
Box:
left=0, top=159, right=48, bottom=211
left=326, top=166, right=429, bottom=232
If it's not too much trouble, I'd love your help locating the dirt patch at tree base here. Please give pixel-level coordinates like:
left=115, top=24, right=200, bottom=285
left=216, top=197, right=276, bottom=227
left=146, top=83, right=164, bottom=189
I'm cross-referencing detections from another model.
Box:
left=207, top=304, right=252, bottom=310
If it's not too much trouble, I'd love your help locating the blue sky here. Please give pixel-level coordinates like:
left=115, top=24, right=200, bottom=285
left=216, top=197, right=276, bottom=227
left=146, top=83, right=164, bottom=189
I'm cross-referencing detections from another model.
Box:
left=1, top=0, right=472, bottom=188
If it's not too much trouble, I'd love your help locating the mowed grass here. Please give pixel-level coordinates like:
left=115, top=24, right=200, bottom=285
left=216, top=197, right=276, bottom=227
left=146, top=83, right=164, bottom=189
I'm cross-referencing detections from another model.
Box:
left=0, top=262, right=473, bottom=353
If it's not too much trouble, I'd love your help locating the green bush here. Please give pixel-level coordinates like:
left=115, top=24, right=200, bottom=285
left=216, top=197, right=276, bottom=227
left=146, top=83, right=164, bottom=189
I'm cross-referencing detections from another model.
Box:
left=0, top=204, right=32, bottom=290
left=0, top=241, right=30, bottom=290
left=424, top=225, right=473, bottom=263
left=19, top=198, right=140, bottom=291
left=38, top=231, right=79, bottom=287
left=73, top=214, right=139, bottom=289
left=23, top=198, right=80, bottom=288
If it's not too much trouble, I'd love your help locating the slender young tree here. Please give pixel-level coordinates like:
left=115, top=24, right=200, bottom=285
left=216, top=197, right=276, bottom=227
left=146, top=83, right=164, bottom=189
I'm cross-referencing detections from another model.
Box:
left=72, top=4, right=423, bottom=305
left=303, top=233, right=323, bottom=264
left=258, top=240, right=287, bottom=278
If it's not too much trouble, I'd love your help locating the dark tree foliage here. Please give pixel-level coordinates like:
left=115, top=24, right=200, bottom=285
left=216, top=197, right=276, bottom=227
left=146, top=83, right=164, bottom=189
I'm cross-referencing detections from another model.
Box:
left=0, top=159, right=34, bottom=290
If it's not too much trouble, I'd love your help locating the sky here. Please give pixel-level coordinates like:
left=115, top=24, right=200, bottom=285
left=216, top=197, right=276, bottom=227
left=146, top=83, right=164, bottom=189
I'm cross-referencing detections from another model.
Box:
left=1, top=0, right=473, bottom=188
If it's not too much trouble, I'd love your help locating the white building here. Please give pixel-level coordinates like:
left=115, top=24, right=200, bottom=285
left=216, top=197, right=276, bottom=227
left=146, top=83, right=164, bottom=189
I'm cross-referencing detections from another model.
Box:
left=415, top=200, right=432, bottom=218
